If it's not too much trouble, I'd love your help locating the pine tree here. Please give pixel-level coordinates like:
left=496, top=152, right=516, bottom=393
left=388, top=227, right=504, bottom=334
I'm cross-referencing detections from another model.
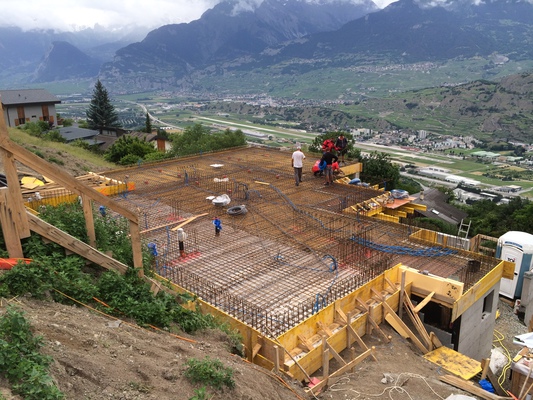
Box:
left=144, top=112, right=152, bottom=133
left=86, top=80, right=121, bottom=133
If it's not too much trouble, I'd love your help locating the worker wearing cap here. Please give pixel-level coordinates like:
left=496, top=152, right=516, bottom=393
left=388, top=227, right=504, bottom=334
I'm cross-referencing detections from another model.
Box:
left=291, top=145, right=306, bottom=186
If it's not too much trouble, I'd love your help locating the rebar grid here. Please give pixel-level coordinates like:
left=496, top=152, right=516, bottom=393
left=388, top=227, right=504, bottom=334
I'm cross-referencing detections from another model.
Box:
left=99, top=147, right=501, bottom=336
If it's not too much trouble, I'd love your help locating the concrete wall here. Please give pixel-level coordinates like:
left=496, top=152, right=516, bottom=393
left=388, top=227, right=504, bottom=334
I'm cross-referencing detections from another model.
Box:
left=521, top=271, right=533, bottom=326
left=456, top=281, right=500, bottom=360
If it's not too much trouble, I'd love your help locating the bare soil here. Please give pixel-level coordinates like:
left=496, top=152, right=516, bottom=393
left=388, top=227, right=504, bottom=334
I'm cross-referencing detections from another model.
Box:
left=0, top=296, right=526, bottom=400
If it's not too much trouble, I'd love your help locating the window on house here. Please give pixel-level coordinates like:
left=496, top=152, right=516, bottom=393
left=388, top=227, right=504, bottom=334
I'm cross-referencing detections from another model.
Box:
left=17, top=106, right=25, bottom=125
left=42, top=104, right=50, bottom=121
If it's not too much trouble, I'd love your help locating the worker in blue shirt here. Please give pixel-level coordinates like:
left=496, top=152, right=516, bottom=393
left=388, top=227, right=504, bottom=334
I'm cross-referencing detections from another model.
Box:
left=213, top=216, right=222, bottom=236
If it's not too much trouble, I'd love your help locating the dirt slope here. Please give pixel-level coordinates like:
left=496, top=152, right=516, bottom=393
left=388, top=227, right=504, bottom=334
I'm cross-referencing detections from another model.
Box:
left=0, top=296, right=526, bottom=400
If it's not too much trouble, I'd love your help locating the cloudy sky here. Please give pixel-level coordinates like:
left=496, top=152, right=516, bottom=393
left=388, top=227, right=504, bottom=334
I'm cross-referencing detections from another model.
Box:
left=0, top=0, right=396, bottom=32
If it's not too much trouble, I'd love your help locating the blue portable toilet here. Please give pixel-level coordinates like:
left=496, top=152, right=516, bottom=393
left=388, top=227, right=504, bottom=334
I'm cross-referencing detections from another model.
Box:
left=496, top=231, right=533, bottom=299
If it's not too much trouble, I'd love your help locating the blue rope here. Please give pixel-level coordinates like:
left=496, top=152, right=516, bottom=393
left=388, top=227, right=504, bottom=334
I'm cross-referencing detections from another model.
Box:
left=350, top=235, right=457, bottom=256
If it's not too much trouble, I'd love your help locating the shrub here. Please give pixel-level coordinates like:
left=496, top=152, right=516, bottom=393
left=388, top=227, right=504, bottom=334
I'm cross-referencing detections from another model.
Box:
left=0, top=307, right=64, bottom=399
left=184, top=357, right=235, bottom=390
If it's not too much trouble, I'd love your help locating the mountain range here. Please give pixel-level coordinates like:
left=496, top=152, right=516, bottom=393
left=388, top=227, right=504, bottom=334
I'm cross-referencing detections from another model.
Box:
left=1, top=0, right=533, bottom=98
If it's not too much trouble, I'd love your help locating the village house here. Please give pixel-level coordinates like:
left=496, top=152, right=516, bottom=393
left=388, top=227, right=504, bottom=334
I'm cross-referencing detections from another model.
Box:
left=0, top=88, right=61, bottom=128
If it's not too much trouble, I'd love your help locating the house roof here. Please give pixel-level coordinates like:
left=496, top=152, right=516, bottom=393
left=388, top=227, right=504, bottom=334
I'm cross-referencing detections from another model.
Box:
left=411, top=188, right=468, bottom=225
left=58, top=127, right=99, bottom=142
left=129, top=131, right=157, bottom=142
left=0, top=89, right=61, bottom=106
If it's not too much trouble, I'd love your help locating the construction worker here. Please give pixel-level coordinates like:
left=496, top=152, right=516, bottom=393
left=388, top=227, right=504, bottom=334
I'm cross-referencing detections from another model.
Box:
left=213, top=216, right=222, bottom=236
left=335, top=134, right=348, bottom=164
left=176, top=228, right=187, bottom=258
left=291, top=145, right=305, bottom=186
left=320, top=148, right=338, bottom=186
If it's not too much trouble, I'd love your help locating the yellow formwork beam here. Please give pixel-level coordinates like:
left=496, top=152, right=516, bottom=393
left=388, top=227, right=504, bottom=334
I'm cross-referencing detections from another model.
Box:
left=399, top=265, right=463, bottom=304
left=339, top=163, right=362, bottom=176
left=452, top=260, right=505, bottom=321
left=409, top=229, right=438, bottom=243
left=399, top=206, right=415, bottom=214
left=374, top=213, right=399, bottom=223
left=409, top=202, right=428, bottom=211
left=384, top=209, right=407, bottom=218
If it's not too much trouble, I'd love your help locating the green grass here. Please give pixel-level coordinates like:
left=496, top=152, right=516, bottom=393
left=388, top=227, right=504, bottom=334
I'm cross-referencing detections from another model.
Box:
left=9, top=128, right=116, bottom=170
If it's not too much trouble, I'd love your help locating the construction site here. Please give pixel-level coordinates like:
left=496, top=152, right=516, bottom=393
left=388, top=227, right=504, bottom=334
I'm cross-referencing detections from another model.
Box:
left=1, top=121, right=513, bottom=396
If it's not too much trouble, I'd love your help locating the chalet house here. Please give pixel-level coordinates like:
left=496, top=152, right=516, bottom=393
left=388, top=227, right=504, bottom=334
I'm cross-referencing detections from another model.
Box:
left=0, top=89, right=61, bottom=128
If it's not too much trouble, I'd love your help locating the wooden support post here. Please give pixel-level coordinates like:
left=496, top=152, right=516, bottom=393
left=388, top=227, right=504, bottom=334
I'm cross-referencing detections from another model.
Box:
left=0, top=188, right=24, bottom=257
left=480, top=358, right=490, bottom=381
left=1, top=149, right=30, bottom=241
left=129, top=220, right=144, bottom=277
left=273, top=345, right=280, bottom=373
left=322, top=336, right=330, bottom=383
left=346, top=311, right=353, bottom=348
left=81, top=194, right=96, bottom=248
left=403, top=294, right=432, bottom=349
left=399, top=270, right=406, bottom=319
left=350, top=347, right=356, bottom=372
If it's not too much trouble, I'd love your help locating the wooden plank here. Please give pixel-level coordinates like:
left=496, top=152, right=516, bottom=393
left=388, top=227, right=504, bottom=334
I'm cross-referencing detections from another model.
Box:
left=384, top=275, right=398, bottom=293
left=385, top=313, right=409, bottom=339
left=1, top=148, right=30, bottom=239
left=323, top=336, right=346, bottom=367
left=403, top=295, right=432, bottom=348
left=307, top=349, right=372, bottom=394
left=26, top=211, right=129, bottom=274
left=81, top=195, right=96, bottom=248
left=430, top=332, right=443, bottom=350
left=382, top=301, right=428, bottom=354
left=335, top=302, right=348, bottom=325
left=0, top=108, right=30, bottom=240
left=424, top=346, right=482, bottom=380
left=413, top=291, right=435, bottom=313
left=252, top=342, right=262, bottom=360
left=317, top=321, right=333, bottom=337
left=298, top=335, right=315, bottom=352
left=346, top=323, right=378, bottom=361
left=0, top=138, right=139, bottom=223
left=0, top=188, right=24, bottom=257
left=170, top=213, right=209, bottom=231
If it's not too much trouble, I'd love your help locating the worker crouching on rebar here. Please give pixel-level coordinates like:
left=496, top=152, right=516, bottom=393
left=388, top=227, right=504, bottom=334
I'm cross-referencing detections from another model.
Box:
left=177, top=228, right=187, bottom=257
